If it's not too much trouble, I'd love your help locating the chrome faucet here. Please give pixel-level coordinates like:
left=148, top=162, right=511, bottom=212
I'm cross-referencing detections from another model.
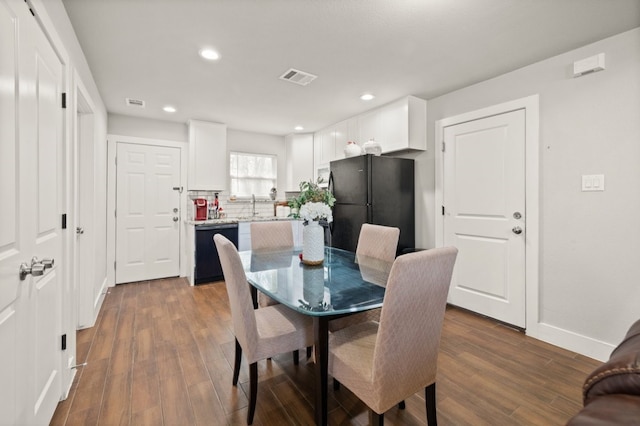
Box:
left=251, top=194, right=257, bottom=216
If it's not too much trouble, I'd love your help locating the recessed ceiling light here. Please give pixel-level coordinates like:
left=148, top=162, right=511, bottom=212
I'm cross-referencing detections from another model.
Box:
left=294, top=126, right=304, bottom=131
left=199, top=48, right=220, bottom=61
left=163, top=105, right=177, bottom=113
left=360, top=93, right=375, bottom=101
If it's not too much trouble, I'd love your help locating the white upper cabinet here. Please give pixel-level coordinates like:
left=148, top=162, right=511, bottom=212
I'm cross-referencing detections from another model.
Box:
left=333, top=117, right=359, bottom=160
left=313, top=96, right=426, bottom=172
left=285, top=133, right=314, bottom=191
left=377, top=96, right=427, bottom=153
left=188, top=120, right=227, bottom=190
left=313, top=127, right=335, bottom=167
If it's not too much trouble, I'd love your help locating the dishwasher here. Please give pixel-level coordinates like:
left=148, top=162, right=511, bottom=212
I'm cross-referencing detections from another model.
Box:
left=194, top=223, right=239, bottom=285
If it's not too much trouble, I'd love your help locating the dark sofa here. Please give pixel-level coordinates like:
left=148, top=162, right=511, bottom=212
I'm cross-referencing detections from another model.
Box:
left=567, top=319, right=640, bottom=425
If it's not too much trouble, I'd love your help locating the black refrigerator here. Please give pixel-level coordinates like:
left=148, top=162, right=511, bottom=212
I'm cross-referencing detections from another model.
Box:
left=329, top=154, right=415, bottom=254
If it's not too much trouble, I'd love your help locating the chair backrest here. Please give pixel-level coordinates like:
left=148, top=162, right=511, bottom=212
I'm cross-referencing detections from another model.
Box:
left=251, top=221, right=294, bottom=250
left=372, top=246, right=458, bottom=408
left=214, top=234, right=259, bottom=357
left=356, top=223, right=400, bottom=262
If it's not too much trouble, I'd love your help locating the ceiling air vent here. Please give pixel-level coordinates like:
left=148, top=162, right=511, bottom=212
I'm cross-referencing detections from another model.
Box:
left=125, top=97, right=146, bottom=108
left=279, top=68, right=317, bottom=86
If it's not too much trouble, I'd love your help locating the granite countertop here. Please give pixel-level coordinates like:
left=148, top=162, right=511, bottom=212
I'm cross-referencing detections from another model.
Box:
left=186, top=216, right=297, bottom=225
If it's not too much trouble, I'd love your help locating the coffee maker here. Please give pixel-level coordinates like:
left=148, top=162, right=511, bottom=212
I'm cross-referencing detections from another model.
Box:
left=193, top=198, right=208, bottom=220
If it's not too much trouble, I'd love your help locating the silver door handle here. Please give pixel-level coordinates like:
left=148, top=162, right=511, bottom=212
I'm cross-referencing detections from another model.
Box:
left=173, top=217, right=179, bottom=222
left=19, top=263, right=32, bottom=280
left=41, top=258, right=55, bottom=269
left=512, top=226, right=523, bottom=235
left=19, top=261, right=44, bottom=280
left=76, top=227, right=84, bottom=234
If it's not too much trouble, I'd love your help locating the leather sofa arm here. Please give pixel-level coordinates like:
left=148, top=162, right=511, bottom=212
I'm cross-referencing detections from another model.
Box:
left=583, top=319, right=640, bottom=403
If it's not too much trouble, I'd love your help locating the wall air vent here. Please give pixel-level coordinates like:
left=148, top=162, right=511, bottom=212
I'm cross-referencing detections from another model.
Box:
left=125, top=98, right=146, bottom=108
left=279, top=68, right=317, bottom=86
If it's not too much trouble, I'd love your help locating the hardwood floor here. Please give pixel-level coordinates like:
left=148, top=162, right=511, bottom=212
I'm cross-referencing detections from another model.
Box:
left=51, top=277, right=600, bottom=426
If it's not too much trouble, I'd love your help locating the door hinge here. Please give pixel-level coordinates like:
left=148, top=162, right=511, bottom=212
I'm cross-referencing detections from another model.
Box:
left=61, top=334, right=67, bottom=350
left=61, top=92, right=67, bottom=109
left=442, top=205, right=445, bottom=215
left=441, top=141, right=445, bottom=152
left=61, top=213, right=67, bottom=229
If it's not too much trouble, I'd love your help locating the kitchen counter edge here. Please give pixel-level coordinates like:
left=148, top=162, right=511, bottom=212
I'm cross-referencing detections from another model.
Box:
left=186, top=217, right=300, bottom=225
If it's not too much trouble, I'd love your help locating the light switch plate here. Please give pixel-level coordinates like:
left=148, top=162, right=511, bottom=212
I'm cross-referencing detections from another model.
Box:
left=582, top=174, right=605, bottom=191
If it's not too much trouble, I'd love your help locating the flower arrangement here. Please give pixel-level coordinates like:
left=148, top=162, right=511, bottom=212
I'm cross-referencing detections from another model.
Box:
left=299, top=202, right=333, bottom=223
left=288, top=178, right=336, bottom=222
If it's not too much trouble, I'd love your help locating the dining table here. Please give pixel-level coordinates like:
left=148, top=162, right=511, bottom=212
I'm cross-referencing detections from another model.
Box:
left=239, top=245, right=394, bottom=426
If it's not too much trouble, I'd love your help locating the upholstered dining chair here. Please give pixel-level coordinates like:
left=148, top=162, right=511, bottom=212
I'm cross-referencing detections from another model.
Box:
left=250, top=221, right=294, bottom=307
left=214, top=234, right=314, bottom=425
left=328, top=223, right=400, bottom=332
left=328, top=246, right=458, bottom=426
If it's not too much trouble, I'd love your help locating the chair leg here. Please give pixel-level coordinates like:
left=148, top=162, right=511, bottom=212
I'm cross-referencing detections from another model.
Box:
left=233, top=338, right=242, bottom=386
left=333, top=378, right=341, bottom=391
left=425, top=382, right=437, bottom=426
left=293, top=349, right=300, bottom=365
left=247, top=362, right=258, bottom=425
left=398, top=400, right=406, bottom=410
left=307, top=346, right=312, bottom=359
left=371, top=411, right=384, bottom=426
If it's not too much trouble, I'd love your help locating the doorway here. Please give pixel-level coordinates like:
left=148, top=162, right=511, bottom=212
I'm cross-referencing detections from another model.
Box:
left=435, top=95, right=540, bottom=330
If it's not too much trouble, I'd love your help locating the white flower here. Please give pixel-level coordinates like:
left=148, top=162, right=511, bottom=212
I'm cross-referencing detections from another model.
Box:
left=299, top=202, right=333, bottom=223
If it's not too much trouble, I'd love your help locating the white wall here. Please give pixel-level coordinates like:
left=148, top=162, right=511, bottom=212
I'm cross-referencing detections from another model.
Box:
left=227, top=129, right=287, bottom=197
left=108, top=113, right=188, bottom=142
left=106, top=117, right=287, bottom=196
left=416, top=28, right=640, bottom=357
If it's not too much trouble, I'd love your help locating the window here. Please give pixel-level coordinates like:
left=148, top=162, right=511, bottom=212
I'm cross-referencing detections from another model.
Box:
left=229, top=152, right=277, bottom=197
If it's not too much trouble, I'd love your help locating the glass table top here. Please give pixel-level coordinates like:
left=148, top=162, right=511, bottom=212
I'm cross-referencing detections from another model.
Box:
left=239, top=246, right=394, bottom=316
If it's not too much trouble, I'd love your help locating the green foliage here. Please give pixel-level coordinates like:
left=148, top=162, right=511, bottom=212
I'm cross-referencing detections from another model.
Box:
left=288, top=178, right=335, bottom=217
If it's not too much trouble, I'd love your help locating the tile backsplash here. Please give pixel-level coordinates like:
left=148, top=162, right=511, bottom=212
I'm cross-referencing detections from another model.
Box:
left=220, top=200, right=277, bottom=218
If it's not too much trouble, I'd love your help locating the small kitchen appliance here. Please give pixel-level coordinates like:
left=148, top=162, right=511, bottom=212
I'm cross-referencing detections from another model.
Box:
left=194, top=197, right=208, bottom=220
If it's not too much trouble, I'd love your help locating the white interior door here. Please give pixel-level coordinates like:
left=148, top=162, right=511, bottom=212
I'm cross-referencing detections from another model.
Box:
left=0, top=0, right=63, bottom=423
left=116, top=143, right=181, bottom=284
left=443, top=109, right=526, bottom=328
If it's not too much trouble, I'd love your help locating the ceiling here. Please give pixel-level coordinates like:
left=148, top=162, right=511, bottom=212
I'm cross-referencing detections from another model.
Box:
left=61, top=0, right=640, bottom=136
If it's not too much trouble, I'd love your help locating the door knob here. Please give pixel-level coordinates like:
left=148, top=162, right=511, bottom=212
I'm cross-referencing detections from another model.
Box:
left=173, top=207, right=178, bottom=213
left=512, top=226, right=523, bottom=235
left=19, top=263, right=32, bottom=280
left=19, top=261, right=44, bottom=280
left=41, top=258, right=55, bottom=269
left=173, top=217, right=179, bottom=222
left=513, top=211, right=522, bottom=219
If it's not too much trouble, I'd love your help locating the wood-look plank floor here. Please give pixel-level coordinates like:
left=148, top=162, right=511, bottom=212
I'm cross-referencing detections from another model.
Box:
left=51, top=277, right=600, bottom=426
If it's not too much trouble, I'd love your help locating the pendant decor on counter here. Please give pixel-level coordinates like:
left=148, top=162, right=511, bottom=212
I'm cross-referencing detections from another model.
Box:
left=302, top=220, right=324, bottom=265
left=363, top=138, right=382, bottom=156
left=344, top=140, right=363, bottom=158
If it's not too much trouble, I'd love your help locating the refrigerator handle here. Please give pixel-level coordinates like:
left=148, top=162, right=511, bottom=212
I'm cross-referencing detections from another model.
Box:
left=328, top=171, right=334, bottom=239
left=328, top=171, right=334, bottom=195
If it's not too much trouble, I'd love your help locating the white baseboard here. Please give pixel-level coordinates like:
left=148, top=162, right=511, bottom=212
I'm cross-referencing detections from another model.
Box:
left=531, top=322, right=614, bottom=362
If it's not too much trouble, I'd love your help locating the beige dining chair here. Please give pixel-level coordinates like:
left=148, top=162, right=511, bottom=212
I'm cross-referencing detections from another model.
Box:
left=250, top=221, right=294, bottom=307
left=328, top=246, right=458, bottom=426
left=214, top=234, right=314, bottom=425
left=328, top=223, right=399, bottom=333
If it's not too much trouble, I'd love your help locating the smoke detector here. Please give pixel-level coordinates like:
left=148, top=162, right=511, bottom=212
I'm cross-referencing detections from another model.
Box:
left=125, top=97, right=146, bottom=108
left=279, top=68, right=317, bottom=86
